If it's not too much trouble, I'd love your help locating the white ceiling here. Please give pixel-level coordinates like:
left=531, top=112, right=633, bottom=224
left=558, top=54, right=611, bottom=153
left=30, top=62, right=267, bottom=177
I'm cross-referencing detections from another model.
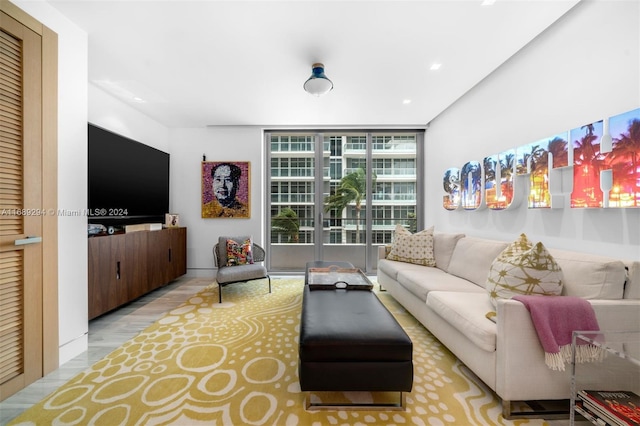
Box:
left=48, top=0, right=580, bottom=128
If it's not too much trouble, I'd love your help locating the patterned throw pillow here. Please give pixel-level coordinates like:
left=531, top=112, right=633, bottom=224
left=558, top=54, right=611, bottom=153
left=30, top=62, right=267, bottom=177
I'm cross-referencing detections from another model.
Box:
left=226, top=238, right=254, bottom=266
left=387, top=225, right=436, bottom=267
left=486, top=233, right=563, bottom=308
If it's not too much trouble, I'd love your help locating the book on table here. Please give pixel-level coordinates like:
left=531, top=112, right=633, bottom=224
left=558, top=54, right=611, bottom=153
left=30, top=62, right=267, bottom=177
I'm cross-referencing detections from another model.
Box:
left=575, top=400, right=609, bottom=426
left=578, top=390, right=640, bottom=426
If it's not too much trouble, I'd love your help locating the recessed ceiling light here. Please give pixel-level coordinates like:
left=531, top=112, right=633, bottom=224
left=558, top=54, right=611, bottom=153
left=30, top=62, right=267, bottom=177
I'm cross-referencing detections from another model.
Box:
left=430, top=63, right=442, bottom=71
left=481, top=0, right=496, bottom=5
left=403, top=99, right=412, bottom=105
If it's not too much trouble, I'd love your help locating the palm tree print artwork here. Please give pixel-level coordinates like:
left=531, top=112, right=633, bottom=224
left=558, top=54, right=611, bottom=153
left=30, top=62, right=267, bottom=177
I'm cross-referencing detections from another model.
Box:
left=527, top=134, right=568, bottom=208
left=571, top=109, right=640, bottom=208
left=484, top=155, right=501, bottom=209
left=460, top=161, right=482, bottom=210
left=442, top=168, right=460, bottom=210
left=439, top=107, right=639, bottom=212
left=571, top=122, right=604, bottom=207
left=607, top=108, right=640, bottom=207
left=499, top=150, right=516, bottom=208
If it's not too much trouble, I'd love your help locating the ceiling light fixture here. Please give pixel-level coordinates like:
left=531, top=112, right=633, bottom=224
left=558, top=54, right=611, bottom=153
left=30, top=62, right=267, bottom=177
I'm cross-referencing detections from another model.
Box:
left=430, top=63, right=442, bottom=71
left=303, top=63, right=333, bottom=96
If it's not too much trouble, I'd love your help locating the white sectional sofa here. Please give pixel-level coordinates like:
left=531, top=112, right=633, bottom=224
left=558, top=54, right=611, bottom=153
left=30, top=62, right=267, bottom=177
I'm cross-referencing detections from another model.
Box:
left=377, top=232, right=640, bottom=418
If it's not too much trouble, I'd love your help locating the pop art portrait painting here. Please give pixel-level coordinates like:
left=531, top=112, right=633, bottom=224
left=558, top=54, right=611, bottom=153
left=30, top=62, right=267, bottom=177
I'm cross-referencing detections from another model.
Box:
left=202, top=161, right=250, bottom=218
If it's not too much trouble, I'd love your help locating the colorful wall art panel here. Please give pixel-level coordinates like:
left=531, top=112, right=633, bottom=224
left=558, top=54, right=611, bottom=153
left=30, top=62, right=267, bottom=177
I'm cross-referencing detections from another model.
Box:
left=460, top=161, right=482, bottom=210
left=442, top=167, right=460, bottom=210
left=528, top=133, right=569, bottom=208
left=441, top=106, right=639, bottom=211
left=570, top=121, right=604, bottom=208
left=606, top=108, right=640, bottom=208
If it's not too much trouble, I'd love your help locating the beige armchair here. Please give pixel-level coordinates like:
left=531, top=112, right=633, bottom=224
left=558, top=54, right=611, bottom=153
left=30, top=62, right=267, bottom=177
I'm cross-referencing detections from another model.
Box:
left=214, top=236, right=271, bottom=303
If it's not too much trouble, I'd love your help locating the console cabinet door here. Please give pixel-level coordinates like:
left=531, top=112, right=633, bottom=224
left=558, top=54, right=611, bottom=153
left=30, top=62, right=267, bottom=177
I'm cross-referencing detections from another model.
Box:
left=88, top=234, right=126, bottom=319
left=169, top=228, right=187, bottom=281
left=147, top=230, right=171, bottom=289
left=124, top=231, right=148, bottom=300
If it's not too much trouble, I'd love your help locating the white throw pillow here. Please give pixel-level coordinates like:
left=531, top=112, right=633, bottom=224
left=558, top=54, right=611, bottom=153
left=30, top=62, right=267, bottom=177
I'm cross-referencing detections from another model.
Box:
left=487, top=233, right=563, bottom=307
left=387, top=225, right=436, bottom=267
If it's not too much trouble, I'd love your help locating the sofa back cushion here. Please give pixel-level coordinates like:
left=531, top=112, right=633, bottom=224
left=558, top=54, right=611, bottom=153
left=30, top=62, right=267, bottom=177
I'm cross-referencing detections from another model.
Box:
left=447, top=237, right=508, bottom=287
left=549, top=249, right=627, bottom=299
left=434, top=232, right=465, bottom=272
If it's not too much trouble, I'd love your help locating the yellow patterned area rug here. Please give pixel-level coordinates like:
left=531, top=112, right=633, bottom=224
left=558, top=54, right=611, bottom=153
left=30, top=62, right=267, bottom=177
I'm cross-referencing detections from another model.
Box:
left=10, top=278, right=547, bottom=426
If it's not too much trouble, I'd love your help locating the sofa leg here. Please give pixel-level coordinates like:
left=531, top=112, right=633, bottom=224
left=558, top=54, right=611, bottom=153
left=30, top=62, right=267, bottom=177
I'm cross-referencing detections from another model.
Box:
left=501, top=399, right=570, bottom=420
left=267, top=275, right=271, bottom=294
left=502, top=400, right=511, bottom=419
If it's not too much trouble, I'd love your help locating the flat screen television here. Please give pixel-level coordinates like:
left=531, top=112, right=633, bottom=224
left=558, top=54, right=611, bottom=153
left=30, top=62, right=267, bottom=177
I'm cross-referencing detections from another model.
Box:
left=88, top=124, right=170, bottom=228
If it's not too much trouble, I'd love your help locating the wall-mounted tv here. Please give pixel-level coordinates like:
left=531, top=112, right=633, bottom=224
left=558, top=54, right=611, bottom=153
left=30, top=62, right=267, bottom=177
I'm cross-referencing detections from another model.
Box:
left=88, top=124, right=169, bottom=227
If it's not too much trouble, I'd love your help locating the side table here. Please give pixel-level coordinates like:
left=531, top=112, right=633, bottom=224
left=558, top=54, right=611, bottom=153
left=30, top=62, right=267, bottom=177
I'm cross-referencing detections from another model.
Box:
left=570, top=330, right=640, bottom=425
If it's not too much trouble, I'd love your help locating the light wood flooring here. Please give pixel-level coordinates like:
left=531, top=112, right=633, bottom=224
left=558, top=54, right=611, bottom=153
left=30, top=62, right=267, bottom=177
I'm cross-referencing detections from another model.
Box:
left=0, top=275, right=584, bottom=426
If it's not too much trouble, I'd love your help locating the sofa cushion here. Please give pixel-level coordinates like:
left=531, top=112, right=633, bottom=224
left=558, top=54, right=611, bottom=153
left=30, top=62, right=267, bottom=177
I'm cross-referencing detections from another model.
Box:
left=387, top=225, right=436, bottom=267
left=548, top=249, right=627, bottom=299
left=377, top=258, right=427, bottom=282
left=398, top=268, right=485, bottom=302
left=434, top=232, right=465, bottom=272
left=427, top=291, right=497, bottom=352
left=447, top=237, right=508, bottom=287
left=487, top=234, right=563, bottom=307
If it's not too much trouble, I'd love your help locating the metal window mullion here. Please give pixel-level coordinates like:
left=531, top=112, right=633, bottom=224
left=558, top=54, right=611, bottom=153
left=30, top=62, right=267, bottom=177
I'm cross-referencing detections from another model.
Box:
left=264, top=131, right=272, bottom=270
left=314, top=132, right=324, bottom=260
left=365, top=132, right=373, bottom=273
left=416, top=131, right=425, bottom=232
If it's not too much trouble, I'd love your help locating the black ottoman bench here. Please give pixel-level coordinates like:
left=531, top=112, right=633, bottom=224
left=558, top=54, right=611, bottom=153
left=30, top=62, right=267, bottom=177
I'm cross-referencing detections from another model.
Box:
left=299, top=262, right=413, bottom=410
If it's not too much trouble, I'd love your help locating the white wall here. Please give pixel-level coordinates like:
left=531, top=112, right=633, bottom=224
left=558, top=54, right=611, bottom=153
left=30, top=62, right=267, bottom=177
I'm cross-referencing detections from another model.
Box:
left=88, top=84, right=170, bottom=153
left=425, top=0, right=640, bottom=260
left=11, top=0, right=90, bottom=364
left=168, top=127, right=265, bottom=275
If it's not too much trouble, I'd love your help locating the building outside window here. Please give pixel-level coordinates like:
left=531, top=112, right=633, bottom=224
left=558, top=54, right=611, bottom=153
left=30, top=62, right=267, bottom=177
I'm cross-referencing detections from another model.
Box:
left=268, top=131, right=422, bottom=272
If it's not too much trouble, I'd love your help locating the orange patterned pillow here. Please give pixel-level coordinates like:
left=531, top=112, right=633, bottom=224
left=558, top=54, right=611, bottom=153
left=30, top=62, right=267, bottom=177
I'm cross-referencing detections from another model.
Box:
left=226, top=238, right=254, bottom=266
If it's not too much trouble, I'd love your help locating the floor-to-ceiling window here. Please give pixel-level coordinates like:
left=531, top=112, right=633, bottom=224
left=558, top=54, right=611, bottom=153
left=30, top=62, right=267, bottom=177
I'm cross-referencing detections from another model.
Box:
left=267, top=130, right=423, bottom=273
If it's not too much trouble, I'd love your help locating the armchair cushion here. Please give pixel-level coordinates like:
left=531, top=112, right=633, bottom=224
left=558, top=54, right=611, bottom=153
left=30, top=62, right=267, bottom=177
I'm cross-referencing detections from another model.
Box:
left=216, top=263, right=268, bottom=284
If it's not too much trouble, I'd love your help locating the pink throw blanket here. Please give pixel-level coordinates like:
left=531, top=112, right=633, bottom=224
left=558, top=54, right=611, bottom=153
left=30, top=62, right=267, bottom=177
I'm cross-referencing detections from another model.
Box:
left=513, top=295, right=603, bottom=371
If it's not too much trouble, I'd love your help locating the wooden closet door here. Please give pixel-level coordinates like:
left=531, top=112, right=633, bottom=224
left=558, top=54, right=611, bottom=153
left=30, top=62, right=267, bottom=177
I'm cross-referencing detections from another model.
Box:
left=0, top=5, right=57, bottom=401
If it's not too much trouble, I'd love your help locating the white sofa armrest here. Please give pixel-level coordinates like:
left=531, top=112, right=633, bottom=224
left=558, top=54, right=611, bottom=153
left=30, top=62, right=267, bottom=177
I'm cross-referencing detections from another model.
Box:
left=378, top=245, right=387, bottom=260
left=495, top=298, right=640, bottom=402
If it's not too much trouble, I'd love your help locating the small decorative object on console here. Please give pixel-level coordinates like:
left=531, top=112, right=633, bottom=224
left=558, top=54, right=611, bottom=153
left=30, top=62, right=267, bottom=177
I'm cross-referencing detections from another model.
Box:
left=88, top=223, right=106, bottom=236
left=165, top=213, right=180, bottom=227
